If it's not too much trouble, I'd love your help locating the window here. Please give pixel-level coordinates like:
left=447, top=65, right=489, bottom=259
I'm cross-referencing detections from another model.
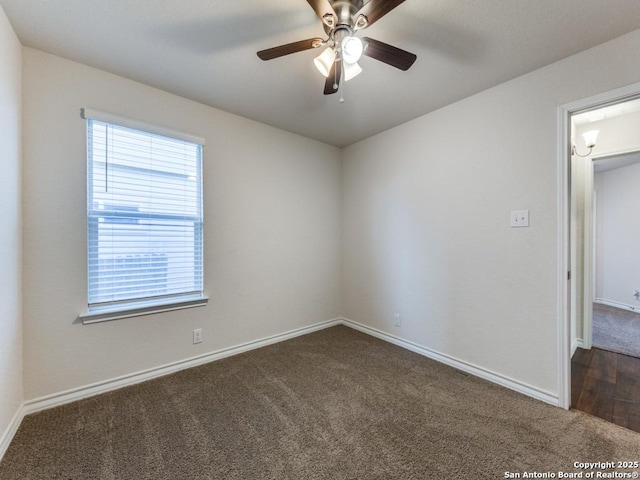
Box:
left=81, top=109, right=206, bottom=323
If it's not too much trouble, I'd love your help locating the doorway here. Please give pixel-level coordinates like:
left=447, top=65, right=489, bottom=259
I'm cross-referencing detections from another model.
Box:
left=567, top=96, right=640, bottom=432
left=591, top=152, right=640, bottom=358
left=571, top=101, right=640, bottom=357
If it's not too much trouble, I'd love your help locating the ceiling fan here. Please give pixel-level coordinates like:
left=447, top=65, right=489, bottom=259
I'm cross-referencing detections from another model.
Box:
left=257, top=0, right=416, bottom=97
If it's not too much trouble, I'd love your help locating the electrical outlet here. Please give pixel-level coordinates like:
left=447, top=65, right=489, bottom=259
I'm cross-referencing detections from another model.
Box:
left=193, top=328, right=203, bottom=344
left=510, top=210, right=530, bottom=228
left=393, top=314, right=401, bottom=327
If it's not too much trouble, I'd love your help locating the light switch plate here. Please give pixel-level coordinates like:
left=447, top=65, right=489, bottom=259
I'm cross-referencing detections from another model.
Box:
left=510, top=210, right=529, bottom=228
left=193, top=328, right=203, bottom=344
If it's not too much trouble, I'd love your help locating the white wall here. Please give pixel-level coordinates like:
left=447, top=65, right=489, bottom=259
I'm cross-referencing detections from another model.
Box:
left=577, top=111, right=640, bottom=156
left=342, top=29, right=640, bottom=396
left=22, top=48, right=342, bottom=400
left=594, top=162, right=640, bottom=309
left=0, top=3, right=23, bottom=453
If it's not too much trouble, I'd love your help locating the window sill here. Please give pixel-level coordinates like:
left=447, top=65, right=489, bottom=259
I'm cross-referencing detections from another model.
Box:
left=79, top=296, right=209, bottom=325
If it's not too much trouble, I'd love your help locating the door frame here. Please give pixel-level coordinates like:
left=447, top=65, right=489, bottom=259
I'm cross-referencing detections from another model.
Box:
left=583, top=156, right=595, bottom=351
left=557, top=82, right=640, bottom=410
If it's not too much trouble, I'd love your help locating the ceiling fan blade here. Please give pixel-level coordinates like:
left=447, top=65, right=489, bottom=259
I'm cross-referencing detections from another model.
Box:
left=324, top=60, right=341, bottom=95
left=306, top=0, right=338, bottom=23
left=362, top=37, right=416, bottom=71
left=354, top=0, right=406, bottom=28
left=257, top=38, right=323, bottom=61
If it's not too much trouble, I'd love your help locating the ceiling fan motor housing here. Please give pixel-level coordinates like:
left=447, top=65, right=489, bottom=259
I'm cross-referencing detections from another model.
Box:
left=324, top=0, right=365, bottom=34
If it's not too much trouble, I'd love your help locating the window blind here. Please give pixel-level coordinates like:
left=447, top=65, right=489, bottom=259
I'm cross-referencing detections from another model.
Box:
left=85, top=113, right=204, bottom=313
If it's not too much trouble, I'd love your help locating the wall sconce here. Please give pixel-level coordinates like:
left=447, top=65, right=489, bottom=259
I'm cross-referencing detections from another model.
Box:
left=572, top=130, right=599, bottom=157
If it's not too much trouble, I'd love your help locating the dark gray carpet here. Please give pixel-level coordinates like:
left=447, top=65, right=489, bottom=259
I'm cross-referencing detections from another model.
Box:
left=593, top=303, right=640, bottom=358
left=1, top=325, right=639, bottom=479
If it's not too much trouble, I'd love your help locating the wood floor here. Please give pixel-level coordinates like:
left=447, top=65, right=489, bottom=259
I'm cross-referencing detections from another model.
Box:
left=572, top=347, right=640, bottom=432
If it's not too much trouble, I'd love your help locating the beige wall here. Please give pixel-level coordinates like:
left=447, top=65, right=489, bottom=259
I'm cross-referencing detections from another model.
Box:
left=13, top=18, right=640, bottom=409
left=22, top=48, right=342, bottom=400
left=0, top=4, right=23, bottom=451
left=341, top=29, right=640, bottom=397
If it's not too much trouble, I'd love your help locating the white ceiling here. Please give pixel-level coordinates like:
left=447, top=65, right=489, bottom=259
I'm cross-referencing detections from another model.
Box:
left=3, top=0, right=640, bottom=147
left=593, top=151, right=640, bottom=173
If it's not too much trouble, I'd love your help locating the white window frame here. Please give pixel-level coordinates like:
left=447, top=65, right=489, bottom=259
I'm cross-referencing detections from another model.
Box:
left=79, top=108, right=208, bottom=324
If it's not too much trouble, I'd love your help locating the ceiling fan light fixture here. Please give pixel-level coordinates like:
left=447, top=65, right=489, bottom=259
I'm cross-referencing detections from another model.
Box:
left=256, top=0, right=417, bottom=97
left=314, top=47, right=336, bottom=77
left=341, top=36, right=363, bottom=64
left=344, top=61, right=362, bottom=81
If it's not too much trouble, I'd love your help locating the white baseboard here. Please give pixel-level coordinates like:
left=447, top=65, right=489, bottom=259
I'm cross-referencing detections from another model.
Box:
left=0, top=404, right=24, bottom=463
left=341, top=318, right=559, bottom=407
left=571, top=338, right=584, bottom=357
left=595, top=298, right=640, bottom=313
left=6, top=315, right=560, bottom=459
left=23, top=318, right=342, bottom=415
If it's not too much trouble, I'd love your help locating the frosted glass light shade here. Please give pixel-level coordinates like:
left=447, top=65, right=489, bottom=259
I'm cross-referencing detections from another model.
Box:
left=314, top=48, right=336, bottom=77
left=341, top=36, right=363, bottom=64
left=582, top=130, right=599, bottom=148
left=344, top=61, right=362, bottom=81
